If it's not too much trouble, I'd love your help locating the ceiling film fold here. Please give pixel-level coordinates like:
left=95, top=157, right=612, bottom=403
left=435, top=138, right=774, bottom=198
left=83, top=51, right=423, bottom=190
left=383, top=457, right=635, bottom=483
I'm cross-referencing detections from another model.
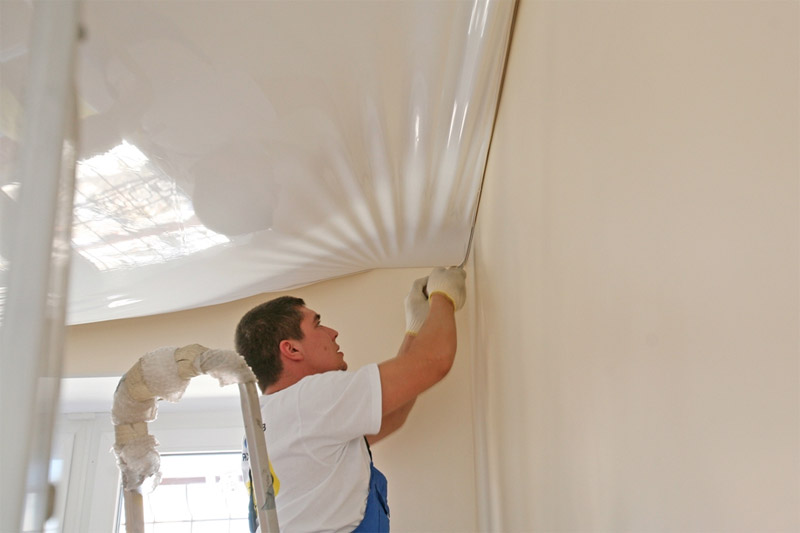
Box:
left=0, top=0, right=515, bottom=324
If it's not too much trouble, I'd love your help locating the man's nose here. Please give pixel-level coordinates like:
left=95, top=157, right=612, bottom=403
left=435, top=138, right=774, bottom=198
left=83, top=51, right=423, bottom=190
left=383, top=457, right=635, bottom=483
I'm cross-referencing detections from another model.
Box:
left=326, top=326, right=338, bottom=339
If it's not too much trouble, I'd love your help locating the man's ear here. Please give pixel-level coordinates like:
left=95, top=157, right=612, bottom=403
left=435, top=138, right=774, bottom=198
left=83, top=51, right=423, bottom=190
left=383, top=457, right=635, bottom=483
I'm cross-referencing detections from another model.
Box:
left=279, top=339, right=303, bottom=362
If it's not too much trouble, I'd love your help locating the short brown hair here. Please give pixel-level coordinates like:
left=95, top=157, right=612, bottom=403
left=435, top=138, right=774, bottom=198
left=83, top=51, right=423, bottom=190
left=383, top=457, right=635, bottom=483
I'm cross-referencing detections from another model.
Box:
left=235, top=296, right=305, bottom=392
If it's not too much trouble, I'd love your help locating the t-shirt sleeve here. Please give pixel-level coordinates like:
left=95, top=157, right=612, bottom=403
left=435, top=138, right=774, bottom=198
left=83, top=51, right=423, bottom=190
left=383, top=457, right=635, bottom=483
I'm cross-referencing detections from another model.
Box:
left=294, top=363, right=382, bottom=450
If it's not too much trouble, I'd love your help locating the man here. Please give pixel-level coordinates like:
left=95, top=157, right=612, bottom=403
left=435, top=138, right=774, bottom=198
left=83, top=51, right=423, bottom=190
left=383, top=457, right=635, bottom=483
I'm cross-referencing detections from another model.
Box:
left=237, top=266, right=466, bottom=532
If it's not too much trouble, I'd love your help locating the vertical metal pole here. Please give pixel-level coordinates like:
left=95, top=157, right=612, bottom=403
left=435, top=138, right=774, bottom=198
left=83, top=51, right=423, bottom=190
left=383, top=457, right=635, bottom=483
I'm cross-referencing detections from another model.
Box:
left=122, top=489, right=145, bottom=533
left=239, top=382, right=280, bottom=533
left=0, top=1, right=80, bottom=531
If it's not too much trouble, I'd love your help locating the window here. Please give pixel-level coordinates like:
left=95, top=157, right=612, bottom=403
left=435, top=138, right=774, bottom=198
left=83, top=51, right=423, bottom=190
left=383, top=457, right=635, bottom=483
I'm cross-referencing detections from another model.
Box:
left=117, top=452, right=249, bottom=533
left=55, top=388, right=247, bottom=531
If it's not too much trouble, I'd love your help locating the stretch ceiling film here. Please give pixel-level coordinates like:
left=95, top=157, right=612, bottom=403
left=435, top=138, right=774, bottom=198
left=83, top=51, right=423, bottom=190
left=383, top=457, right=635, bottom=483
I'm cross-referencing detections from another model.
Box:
left=0, top=0, right=515, bottom=324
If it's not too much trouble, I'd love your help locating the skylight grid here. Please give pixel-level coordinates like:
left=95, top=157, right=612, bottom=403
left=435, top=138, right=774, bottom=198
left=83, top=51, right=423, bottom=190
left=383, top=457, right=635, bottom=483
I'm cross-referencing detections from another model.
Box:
left=73, top=141, right=229, bottom=271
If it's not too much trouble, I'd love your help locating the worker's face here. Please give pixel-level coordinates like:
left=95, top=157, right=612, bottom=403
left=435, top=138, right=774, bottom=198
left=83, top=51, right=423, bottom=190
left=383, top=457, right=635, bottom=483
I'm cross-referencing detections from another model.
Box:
left=296, top=306, right=347, bottom=373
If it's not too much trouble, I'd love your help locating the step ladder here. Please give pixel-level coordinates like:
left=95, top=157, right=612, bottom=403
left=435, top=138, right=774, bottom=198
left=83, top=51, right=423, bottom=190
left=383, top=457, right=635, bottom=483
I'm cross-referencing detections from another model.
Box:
left=111, top=344, right=279, bottom=533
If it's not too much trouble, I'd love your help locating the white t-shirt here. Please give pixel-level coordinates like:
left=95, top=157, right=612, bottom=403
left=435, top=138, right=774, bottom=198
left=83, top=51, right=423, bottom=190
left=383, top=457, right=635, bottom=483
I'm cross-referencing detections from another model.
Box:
left=247, top=363, right=383, bottom=533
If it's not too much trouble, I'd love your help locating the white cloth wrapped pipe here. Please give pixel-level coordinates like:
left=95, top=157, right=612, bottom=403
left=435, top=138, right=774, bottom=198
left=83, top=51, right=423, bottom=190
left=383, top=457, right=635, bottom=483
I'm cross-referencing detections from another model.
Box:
left=112, top=344, right=256, bottom=491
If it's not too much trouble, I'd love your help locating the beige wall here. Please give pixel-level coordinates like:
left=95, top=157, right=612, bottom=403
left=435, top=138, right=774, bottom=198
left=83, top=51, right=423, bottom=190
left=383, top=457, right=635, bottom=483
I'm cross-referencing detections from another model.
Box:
left=65, top=267, right=477, bottom=532
left=473, top=1, right=798, bottom=531
left=65, top=1, right=800, bottom=530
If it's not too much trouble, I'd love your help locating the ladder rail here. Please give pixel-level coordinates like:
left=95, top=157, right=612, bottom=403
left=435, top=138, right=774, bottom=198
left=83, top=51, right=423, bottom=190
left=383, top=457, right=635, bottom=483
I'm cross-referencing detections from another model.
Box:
left=239, top=382, right=280, bottom=533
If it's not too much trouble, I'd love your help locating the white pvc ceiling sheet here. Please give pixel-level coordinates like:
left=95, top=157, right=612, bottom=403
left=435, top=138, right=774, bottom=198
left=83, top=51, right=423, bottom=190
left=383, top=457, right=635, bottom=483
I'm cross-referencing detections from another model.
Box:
left=0, top=0, right=514, bottom=324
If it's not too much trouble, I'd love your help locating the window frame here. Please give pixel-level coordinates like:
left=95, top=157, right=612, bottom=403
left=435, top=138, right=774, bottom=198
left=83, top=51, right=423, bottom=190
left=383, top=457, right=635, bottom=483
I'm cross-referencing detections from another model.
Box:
left=54, top=408, right=245, bottom=533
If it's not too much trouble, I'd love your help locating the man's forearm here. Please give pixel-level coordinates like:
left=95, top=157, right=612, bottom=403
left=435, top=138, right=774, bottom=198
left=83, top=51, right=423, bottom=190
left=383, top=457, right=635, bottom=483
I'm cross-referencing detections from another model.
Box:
left=368, top=333, right=424, bottom=444
left=377, top=271, right=462, bottom=418
left=368, top=395, right=416, bottom=445
left=405, top=293, right=457, bottom=374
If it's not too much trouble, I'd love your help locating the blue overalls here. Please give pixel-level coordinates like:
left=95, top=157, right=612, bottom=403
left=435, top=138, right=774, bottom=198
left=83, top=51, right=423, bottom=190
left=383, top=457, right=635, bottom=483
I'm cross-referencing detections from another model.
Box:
left=246, top=437, right=389, bottom=532
left=352, top=440, right=390, bottom=532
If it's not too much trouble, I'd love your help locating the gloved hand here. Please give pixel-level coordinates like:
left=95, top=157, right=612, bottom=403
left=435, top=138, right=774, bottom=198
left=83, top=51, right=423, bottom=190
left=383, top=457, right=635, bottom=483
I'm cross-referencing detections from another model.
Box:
left=404, top=276, right=429, bottom=335
left=426, top=267, right=466, bottom=311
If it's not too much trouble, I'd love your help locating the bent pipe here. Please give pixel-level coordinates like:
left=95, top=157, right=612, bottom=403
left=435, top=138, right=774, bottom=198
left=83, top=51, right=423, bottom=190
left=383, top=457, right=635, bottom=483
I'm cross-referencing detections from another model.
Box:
left=111, top=344, right=279, bottom=532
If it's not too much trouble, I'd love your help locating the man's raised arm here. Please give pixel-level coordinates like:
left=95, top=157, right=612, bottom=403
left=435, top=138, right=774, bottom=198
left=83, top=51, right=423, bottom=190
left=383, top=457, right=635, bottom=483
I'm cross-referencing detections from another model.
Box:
left=376, top=267, right=466, bottom=422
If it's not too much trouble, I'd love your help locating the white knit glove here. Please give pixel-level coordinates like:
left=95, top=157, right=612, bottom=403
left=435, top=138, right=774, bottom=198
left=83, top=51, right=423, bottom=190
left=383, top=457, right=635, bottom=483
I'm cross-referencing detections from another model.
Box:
left=404, top=276, right=429, bottom=335
left=426, top=267, right=466, bottom=311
